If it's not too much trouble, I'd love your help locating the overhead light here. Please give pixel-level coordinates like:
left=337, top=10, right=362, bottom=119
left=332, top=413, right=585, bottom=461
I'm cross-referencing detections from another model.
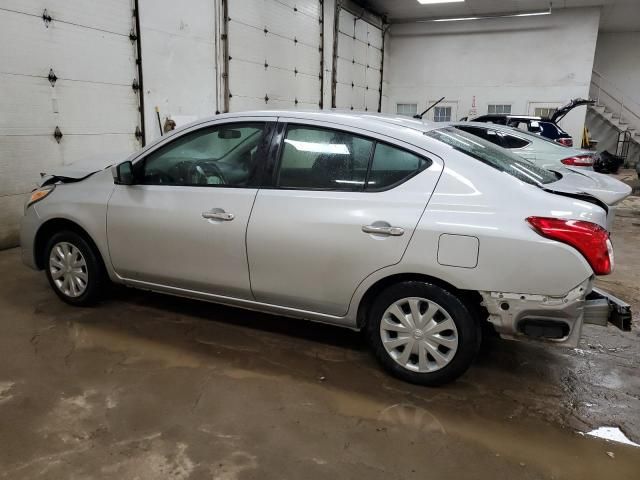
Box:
left=512, top=11, right=551, bottom=17
left=422, top=6, right=552, bottom=22
left=433, top=16, right=479, bottom=22
left=417, top=0, right=465, bottom=4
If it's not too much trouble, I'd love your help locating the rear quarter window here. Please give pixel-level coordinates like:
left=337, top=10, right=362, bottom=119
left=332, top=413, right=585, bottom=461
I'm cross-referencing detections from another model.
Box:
left=426, top=127, right=558, bottom=185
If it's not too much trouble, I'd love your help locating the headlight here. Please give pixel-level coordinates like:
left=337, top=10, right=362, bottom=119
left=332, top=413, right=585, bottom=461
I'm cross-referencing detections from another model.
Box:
left=25, top=185, right=55, bottom=211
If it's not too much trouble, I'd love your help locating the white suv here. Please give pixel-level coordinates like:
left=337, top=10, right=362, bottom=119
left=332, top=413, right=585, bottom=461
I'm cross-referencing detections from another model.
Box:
left=21, top=111, right=631, bottom=385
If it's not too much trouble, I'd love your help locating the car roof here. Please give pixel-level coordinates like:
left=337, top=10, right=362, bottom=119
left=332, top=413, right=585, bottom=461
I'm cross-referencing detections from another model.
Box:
left=180, top=109, right=443, bottom=134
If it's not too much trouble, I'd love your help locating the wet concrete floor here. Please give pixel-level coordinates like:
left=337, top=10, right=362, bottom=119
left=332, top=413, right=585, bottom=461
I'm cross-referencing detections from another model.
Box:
left=1, top=199, right=639, bottom=479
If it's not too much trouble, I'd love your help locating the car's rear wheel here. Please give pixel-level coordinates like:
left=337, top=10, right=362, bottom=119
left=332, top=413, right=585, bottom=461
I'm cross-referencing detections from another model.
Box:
left=367, top=281, right=479, bottom=386
left=44, top=231, right=106, bottom=306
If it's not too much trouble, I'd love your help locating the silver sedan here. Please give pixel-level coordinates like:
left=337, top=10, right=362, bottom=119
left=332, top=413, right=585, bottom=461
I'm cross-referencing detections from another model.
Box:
left=21, top=111, right=630, bottom=385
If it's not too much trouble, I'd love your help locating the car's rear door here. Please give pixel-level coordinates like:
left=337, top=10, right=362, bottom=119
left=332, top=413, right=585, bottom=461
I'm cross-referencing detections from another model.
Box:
left=246, top=119, right=443, bottom=316
left=107, top=117, right=274, bottom=298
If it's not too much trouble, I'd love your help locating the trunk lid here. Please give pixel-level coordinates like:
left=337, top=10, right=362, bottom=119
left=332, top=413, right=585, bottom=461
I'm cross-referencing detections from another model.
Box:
left=550, top=98, right=596, bottom=123
left=546, top=167, right=632, bottom=206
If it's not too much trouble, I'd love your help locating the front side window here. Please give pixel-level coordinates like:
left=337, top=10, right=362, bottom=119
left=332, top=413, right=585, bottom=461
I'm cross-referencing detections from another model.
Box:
left=138, top=123, right=266, bottom=186
left=433, top=106, right=452, bottom=122
left=426, top=127, right=558, bottom=185
left=277, top=126, right=374, bottom=190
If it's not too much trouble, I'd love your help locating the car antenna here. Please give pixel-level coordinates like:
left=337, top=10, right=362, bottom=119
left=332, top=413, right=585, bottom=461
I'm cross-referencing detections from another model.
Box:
left=413, top=97, right=445, bottom=120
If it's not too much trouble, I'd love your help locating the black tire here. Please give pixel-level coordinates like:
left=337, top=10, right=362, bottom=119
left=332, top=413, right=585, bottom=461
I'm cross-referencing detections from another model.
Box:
left=366, top=281, right=480, bottom=386
left=44, top=230, right=107, bottom=306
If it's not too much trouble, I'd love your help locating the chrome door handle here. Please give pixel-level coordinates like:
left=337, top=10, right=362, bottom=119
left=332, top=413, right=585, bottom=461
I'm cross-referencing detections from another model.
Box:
left=202, top=210, right=234, bottom=221
left=362, top=225, right=404, bottom=236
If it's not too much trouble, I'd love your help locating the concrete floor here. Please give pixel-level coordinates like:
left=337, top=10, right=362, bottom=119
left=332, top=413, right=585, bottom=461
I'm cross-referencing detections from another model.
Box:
left=1, top=198, right=640, bottom=479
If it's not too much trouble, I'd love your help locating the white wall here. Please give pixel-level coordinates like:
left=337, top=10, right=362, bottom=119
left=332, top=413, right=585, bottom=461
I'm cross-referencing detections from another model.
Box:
left=593, top=32, right=640, bottom=113
left=384, top=8, right=601, bottom=143
left=139, top=0, right=220, bottom=142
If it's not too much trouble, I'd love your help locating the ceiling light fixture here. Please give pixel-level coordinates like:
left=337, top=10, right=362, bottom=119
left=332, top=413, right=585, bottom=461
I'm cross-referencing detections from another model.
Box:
left=512, top=11, right=551, bottom=17
left=433, top=16, right=479, bottom=22
left=421, top=5, right=552, bottom=22
left=417, top=0, right=465, bottom=4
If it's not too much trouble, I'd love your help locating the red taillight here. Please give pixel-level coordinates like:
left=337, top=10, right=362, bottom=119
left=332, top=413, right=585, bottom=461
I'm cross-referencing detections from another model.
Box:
left=560, top=154, right=594, bottom=167
left=526, top=217, right=613, bottom=275
left=556, top=138, right=573, bottom=147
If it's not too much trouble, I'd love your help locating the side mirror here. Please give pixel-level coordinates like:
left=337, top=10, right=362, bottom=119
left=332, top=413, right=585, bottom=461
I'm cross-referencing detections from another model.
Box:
left=112, top=161, right=134, bottom=185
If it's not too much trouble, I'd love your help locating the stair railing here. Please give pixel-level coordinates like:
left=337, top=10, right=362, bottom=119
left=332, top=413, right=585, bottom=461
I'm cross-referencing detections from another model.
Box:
left=591, top=70, right=640, bottom=127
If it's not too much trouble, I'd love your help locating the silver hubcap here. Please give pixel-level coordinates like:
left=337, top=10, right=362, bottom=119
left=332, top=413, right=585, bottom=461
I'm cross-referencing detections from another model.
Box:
left=380, top=297, right=459, bottom=373
left=49, top=242, right=88, bottom=298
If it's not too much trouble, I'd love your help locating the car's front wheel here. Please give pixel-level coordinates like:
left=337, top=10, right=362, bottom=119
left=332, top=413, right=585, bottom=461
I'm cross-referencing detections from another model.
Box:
left=367, top=281, right=479, bottom=386
left=44, top=231, right=106, bottom=306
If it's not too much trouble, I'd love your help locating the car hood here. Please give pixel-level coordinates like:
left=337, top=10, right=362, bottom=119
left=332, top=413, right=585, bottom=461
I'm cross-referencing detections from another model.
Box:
left=39, top=153, right=131, bottom=184
left=545, top=167, right=631, bottom=206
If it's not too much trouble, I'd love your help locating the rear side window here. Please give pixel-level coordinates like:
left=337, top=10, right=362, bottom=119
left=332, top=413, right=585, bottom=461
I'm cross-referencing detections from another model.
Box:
left=426, top=127, right=558, bottom=185
left=367, top=143, right=429, bottom=191
left=278, top=126, right=373, bottom=190
left=277, top=125, right=430, bottom=191
left=455, top=126, right=502, bottom=146
left=501, top=134, right=529, bottom=149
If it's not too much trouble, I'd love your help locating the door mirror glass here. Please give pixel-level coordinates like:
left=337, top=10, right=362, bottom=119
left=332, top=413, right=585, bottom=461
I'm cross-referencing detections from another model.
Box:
left=112, top=161, right=134, bottom=185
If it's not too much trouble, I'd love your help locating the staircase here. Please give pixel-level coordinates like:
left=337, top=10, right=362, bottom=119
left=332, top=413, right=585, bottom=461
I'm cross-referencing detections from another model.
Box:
left=587, top=70, right=640, bottom=167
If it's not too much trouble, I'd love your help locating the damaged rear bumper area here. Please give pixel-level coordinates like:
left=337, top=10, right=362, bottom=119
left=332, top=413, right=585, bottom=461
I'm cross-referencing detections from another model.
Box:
left=480, top=280, right=632, bottom=348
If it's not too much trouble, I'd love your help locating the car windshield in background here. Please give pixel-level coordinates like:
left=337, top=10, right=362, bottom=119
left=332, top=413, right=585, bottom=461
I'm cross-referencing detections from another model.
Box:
left=426, top=127, right=559, bottom=185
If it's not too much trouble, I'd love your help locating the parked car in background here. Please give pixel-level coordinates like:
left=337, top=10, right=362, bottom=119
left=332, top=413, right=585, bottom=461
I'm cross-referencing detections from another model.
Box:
left=21, top=111, right=630, bottom=386
left=452, top=122, right=599, bottom=169
left=470, top=98, right=595, bottom=147
left=451, top=122, right=630, bottom=230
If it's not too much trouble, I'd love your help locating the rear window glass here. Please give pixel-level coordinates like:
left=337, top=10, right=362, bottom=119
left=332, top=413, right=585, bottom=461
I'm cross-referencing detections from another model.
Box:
left=366, top=143, right=429, bottom=191
left=426, top=127, right=559, bottom=185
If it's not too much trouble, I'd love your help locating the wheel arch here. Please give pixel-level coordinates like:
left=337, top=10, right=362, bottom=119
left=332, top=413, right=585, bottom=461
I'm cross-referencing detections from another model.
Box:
left=355, top=273, right=485, bottom=330
left=34, top=218, right=105, bottom=271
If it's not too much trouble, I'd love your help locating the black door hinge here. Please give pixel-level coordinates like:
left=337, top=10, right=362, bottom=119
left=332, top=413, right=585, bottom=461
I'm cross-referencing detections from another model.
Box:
left=132, top=78, right=140, bottom=92
left=42, top=9, right=52, bottom=27
left=48, top=68, right=57, bottom=86
left=53, top=126, right=63, bottom=143
left=135, top=126, right=143, bottom=141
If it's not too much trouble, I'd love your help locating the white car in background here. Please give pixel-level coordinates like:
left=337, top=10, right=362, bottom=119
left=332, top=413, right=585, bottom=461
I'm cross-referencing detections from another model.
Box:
left=451, top=121, right=630, bottom=230
left=20, top=111, right=632, bottom=386
left=452, top=121, right=598, bottom=169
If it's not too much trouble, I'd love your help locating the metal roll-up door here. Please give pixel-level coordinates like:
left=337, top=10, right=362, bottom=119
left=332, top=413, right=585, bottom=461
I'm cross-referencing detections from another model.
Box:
left=225, top=0, right=324, bottom=111
left=333, top=6, right=384, bottom=112
left=0, top=0, right=142, bottom=247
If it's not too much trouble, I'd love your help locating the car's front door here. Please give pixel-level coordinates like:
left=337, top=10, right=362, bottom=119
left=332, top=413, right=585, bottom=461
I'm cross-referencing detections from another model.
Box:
left=246, top=120, right=443, bottom=316
left=107, top=118, right=274, bottom=299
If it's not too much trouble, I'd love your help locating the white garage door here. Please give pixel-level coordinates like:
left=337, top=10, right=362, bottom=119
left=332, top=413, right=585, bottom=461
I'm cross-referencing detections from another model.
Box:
left=0, top=0, right=141, bottom=247
left=334, top=8, right=383, bottom=112
left=226, top=0, right=323, bottom=111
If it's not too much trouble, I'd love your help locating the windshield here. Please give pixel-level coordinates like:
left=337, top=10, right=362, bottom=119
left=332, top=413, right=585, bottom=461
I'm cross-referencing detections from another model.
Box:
left=426, top=127, right=559, bottom=185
